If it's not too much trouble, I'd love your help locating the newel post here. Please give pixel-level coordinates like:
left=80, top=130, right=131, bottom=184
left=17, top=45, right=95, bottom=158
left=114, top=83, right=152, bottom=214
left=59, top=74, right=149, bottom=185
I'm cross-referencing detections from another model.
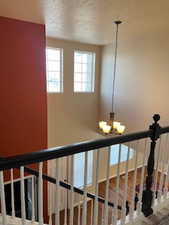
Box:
left=142, top=114, right=161, bottom=217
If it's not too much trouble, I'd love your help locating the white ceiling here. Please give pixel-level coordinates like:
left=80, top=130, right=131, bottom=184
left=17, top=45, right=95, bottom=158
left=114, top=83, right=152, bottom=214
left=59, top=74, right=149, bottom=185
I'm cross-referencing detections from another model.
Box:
left=0, top=0, right=169, bottom=45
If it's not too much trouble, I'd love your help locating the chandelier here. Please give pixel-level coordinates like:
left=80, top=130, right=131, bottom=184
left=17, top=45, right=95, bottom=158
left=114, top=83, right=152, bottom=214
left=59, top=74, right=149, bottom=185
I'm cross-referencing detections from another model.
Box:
left=99, top=21, right=125, bottom=135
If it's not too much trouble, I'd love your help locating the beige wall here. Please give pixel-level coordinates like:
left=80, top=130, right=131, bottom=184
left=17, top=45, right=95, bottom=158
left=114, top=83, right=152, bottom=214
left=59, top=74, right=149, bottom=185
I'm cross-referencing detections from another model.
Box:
left=46, top=38, right=103, bottom=212
left=46, top=38, right=101, bottom=147
left=100, top=32, right=169, bottom=133
left=47, top=36, right=165, bottom=212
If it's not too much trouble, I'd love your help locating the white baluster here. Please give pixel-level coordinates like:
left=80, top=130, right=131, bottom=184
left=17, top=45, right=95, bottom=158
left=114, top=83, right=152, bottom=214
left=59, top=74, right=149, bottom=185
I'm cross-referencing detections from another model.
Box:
left=0, top=171, right=7, bottom=225
left=159, top=134, right=169, bottom=200
left=137, top=139, right=147, bottom=215
left=103, top=147, right=111, bottom=225
left=153, top=138, right=162, bottom=204
left=114, top=144, right=122, bottom=225
left=70, top=156, right=74, bottom=225
left=130, top=141, right=139, bottom=220
left=101, top=202, right=105, bottom=225
left=158, top=135, right=166, bottom=202
left=90, top=199, right=93, bottom=225
left=20, top=166, right=26, bottom=225
left=64, top=188, right=67, bottom=225
left=164, top=134, right=169, bottom=199
left=48, top=160, right=52, bottom=225
left=93, top=149, right=100, bottom=225
left=38, top=162, right=44, bottom=225
left=82, top=151, right=88, bottom=225
left=64, top=157, right=69, bottom=225
left=49, top=215, right=52, bottom=225
left=121, top=144, right=130, bottom=224
left=78, top=195, right=81, bottom=225
left=31, top=176, right=35, bottom=222
left=10, top=169, right=15, bottom=218
left=55, top=158, right=60, bottom=225
left=164, top=164, right=169, bottom=198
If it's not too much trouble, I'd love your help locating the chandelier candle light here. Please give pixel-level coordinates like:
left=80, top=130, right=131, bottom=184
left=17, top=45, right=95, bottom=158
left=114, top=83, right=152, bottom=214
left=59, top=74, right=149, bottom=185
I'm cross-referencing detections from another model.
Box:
left=99, top=20, right=125, bottom=135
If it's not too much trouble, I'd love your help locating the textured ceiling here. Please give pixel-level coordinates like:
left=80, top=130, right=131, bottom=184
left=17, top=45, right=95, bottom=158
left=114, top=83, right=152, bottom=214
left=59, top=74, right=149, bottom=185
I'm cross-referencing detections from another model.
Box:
left=0, top=0, right=169, bottom=45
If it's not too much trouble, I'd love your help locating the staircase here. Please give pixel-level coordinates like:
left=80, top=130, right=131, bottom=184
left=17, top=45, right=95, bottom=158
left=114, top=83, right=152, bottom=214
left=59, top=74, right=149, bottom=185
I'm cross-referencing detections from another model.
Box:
left=0, top=114, right=169, bottom=225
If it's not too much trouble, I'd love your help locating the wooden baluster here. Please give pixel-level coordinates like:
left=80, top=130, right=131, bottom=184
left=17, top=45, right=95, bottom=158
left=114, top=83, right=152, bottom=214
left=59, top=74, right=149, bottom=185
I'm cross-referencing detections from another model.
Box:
left=142, top=114, right=161, bottom=217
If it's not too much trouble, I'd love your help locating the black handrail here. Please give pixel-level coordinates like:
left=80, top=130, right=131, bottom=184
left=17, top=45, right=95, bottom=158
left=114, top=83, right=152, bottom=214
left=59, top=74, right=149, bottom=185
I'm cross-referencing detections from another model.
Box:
left=0, top=130, right=153, bottom=171
left=0, top=126, right=169, bottom=171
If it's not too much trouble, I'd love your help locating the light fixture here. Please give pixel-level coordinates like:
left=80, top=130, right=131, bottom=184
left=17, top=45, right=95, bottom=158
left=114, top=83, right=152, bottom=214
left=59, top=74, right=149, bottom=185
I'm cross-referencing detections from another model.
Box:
left=99, top=20, right=125, bottom=135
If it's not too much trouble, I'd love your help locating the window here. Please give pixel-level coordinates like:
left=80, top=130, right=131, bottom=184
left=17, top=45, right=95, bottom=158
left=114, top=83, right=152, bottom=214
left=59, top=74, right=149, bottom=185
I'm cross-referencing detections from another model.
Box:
left=74, top=151, right=93, bottom=188
left=74, top=51, right=95, bottom=92
left=46, top=48, right=63, bottom=93
left=110, top=144, right=134, bottom=165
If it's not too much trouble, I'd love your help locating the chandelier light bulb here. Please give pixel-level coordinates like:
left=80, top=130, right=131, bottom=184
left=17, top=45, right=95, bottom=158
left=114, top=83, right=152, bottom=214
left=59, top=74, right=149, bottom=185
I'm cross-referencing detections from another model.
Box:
left=113, top=121, right=121, bottom=129
left=102, top=124, right=111, bottom=134
left=99, top=121, right=107, bottom=130
left=117, top=125, right=125, bottom=134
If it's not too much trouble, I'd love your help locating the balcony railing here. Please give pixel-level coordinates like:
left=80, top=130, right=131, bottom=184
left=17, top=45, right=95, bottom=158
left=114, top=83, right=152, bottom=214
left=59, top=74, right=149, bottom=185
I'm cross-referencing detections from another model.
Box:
left=0, top=114, right=169, bottom=225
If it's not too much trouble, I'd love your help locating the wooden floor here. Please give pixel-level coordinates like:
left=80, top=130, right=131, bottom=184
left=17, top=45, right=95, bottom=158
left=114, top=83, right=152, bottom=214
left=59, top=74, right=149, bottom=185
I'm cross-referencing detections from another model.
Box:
left=54, top=168, right=167, bottom=225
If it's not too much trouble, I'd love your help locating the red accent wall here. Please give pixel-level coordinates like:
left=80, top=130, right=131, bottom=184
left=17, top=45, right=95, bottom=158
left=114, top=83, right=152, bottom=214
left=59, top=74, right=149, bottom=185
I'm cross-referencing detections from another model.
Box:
left=0, top=16, right=47, bottom=157
left=0, top=16, right=48, bottom=221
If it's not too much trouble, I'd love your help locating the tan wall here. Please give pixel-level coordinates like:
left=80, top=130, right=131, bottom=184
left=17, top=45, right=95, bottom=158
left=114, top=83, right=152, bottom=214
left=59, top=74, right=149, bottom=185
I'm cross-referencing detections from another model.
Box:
left=46, top=38, right=101, bottom=147
left=100, top=32, right=169, bottom=133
